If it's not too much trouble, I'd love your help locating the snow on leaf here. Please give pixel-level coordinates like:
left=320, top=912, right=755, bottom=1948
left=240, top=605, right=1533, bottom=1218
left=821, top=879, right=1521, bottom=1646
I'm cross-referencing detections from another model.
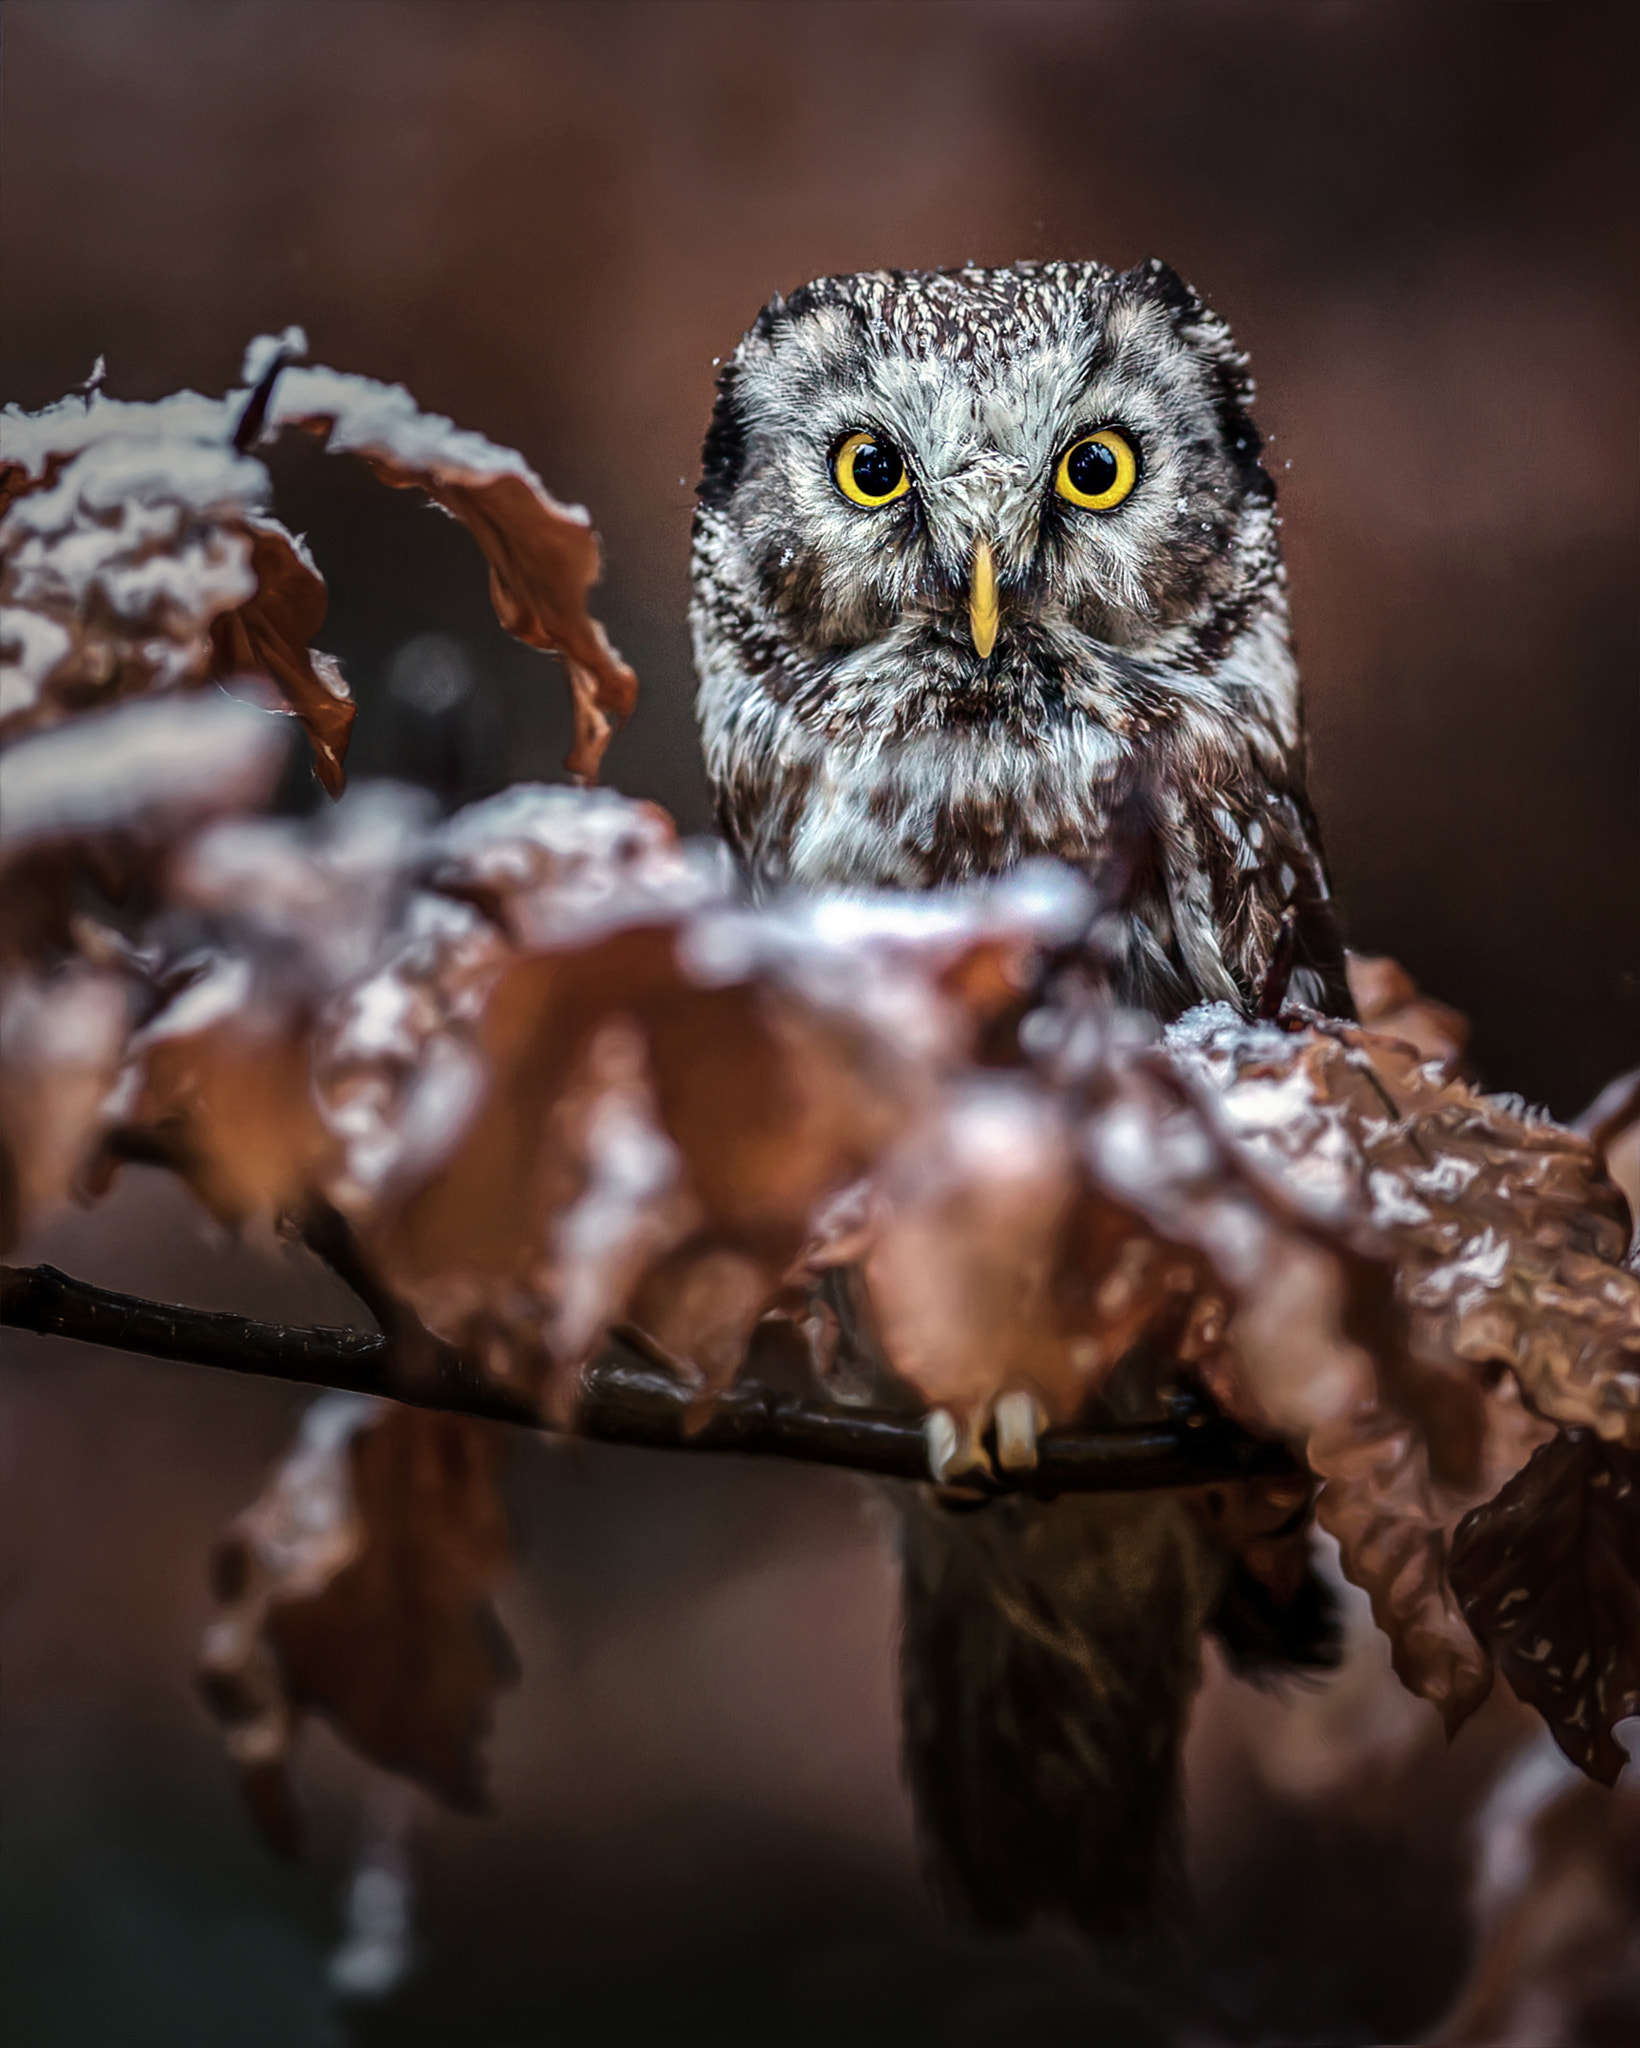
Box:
left=95, top=787, right=435, bottom=1224
left=0, top=386, right=352, bottom=786
left=1157, top=1003, right=1640, bottom=1730
left=2, top=340, right=639, bottom=792
left=262, top=360, right=638, bottom=782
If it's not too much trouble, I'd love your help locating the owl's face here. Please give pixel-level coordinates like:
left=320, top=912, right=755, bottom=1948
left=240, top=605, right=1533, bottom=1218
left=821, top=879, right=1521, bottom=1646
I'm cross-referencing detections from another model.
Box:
left=695, top=260, right=1287, bottom=738
left=691, top=262, right=1311, bottom=946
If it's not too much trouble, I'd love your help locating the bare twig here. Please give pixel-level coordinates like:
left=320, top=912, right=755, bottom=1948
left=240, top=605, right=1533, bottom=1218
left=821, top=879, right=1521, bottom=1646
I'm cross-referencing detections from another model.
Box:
left=0, top=1261, right=1302, bottom=1495
left=0, top=1260, right=539, bottom=1425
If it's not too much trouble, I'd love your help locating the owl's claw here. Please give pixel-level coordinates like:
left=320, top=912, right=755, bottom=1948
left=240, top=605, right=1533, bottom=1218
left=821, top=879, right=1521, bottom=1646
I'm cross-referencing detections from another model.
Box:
left=924, top=1392, right=1046, bottom=1484
left=993, top=1390, right=1045, bottom=1472
left=924, top=1407, right=992, bottom=1486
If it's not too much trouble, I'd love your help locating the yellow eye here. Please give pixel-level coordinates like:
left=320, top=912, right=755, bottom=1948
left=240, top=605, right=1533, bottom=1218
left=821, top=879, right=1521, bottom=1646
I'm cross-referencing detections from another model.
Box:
left=833, top=431, right=910, bottom=507
left=1055, top=428, right=1139, bottom=511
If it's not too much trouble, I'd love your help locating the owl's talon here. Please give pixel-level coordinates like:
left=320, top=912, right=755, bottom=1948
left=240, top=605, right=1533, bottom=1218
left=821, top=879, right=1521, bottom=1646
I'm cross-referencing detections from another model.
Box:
left=924, top=1407, right=992, bottom=1486
left=994, top=1390, right=1045, bottom=1471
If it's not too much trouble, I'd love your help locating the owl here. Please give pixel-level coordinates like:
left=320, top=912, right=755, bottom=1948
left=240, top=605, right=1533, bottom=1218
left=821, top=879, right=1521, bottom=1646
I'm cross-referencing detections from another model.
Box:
left=690, top=261, right=1349, bottom=1942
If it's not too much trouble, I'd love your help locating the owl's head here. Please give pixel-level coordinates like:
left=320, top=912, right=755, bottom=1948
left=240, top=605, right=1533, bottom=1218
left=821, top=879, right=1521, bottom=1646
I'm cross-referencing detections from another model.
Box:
left=693, top=259, right=1290, bottom=733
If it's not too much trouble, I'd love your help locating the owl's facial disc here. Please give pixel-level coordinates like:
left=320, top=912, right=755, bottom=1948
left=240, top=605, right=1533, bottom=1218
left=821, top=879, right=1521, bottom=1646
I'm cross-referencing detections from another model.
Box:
left=695, top=262, right=1283, bottom=740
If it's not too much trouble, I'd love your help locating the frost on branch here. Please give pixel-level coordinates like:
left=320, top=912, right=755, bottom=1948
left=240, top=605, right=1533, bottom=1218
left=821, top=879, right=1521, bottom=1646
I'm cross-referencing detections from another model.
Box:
left=262, top=359, right=638, bottom=782
left=198, top=1393, right=514, bottom=1849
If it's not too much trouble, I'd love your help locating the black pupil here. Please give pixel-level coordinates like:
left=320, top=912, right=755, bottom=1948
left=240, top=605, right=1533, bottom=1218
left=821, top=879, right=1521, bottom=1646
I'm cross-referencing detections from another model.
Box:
left=849, top=439, right=903, bottom=498
left=1067, top=437, right=1120, bottom=498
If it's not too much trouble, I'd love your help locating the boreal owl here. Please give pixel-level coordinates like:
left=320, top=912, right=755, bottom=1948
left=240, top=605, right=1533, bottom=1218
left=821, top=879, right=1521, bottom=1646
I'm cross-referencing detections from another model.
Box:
left=690, top=260, right=1350, bottom=1942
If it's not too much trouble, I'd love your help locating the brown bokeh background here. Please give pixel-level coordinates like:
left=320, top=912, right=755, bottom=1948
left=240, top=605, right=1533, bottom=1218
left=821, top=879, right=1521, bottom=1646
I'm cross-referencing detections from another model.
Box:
left=2, top=3, right=1635, bottom=2044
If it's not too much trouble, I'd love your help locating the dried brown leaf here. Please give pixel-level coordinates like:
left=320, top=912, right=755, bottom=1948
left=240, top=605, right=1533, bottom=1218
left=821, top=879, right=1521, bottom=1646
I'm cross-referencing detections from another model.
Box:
left=1154, top=1003, right=1640, bottom=1736
left=0, top=963, right=133, bottom=1251
left=863, top=1077, right=1080, bottom=1420
left=3, top=337, right=638, bottom=795
left=1450, top=1430, right=1640, bottom=1784
left=0, top=694, right=288, bottom=962
left=1345, top=949, right=1470, bottom=1076
left=198, top=1395, right=516, bottom=1846
left=206, top=518, right=354, bottom=796
left=265, top=364, right=637, bottom=781
left=0, top=388, right=352, bottom=788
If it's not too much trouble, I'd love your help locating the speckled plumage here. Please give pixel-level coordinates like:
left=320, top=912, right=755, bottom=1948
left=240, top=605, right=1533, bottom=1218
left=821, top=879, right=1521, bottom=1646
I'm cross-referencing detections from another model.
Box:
left=692, top=258, right=1350, bottom=1018
left=691, top=260, right=1348, bottom=1943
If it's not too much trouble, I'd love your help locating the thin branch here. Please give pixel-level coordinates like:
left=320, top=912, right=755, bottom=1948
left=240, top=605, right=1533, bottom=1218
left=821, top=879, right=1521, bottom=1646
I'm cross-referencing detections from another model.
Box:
left=0, top=1261, right=540, bottom=1427
left=1, top=1261, right=1302, bottom=1495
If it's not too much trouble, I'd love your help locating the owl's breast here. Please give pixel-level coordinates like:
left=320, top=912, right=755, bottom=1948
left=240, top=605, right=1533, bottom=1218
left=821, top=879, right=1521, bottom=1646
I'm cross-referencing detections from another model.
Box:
left=706, top=671, right=1339, bottom=1022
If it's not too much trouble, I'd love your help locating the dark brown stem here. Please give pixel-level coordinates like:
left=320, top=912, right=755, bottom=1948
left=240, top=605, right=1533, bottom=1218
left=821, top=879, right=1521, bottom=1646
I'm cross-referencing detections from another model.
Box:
left=1, top=1262, right=1301, bottom=1496
left=1256, top=905, right=1300, bottom=1019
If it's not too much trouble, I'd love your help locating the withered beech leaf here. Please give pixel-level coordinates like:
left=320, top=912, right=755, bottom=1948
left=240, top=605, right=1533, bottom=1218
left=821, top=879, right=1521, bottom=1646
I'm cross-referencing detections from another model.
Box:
left=0, top=388, right=351, bottom=789
left=199, top=1395, right=516, bottom=1847
left=863, top=1076, right=1080, bottom=1422
left=0, top=963, right=133, bottom=1251
left=95, top=789, right=435, bottom=1226
left=1449, top=1430, right=1640, bottom=1785
left=1344, top=949, right=1470, bottom=1077
left=1176, top=1008, right=1640, bottom=1457
left=264, top=363, right=638, bottom=782
left=206, top=518, right=354, bottom=796
left=0, top=698, right=289, bottom=1243
left=1156, top=1002, right=1640, bottom=1731
left=308, top=808, right=1081, bottom=1414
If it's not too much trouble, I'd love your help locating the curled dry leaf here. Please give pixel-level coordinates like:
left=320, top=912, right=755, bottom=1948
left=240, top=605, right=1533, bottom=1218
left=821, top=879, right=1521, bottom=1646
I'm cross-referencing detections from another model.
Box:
left=208, top=519, right=352, bottom=796
left=262, top=362, right=638, bottom=782
left=1344, top=948, right=1470, bottom=1076
left=95, top=786, right=435, bottom=1225
left=97, top=785, right=1077, bottom=1419
left=1151, top=1005, right=1637, bottom=1730
left=0, top=385, right=353, bottom=786
left=0, top=963, right=133, bottom=1252
left=0, top=697, right=288, bottom=1244
left=345, top=856, right=1083, bottom=1410
left=2, top=334, right=638, bottom=792
left=1449, top=1430, right=1640, bottom=1785
left=198, top=1394, right=516, bottom=1850
left=1172, top=1007, right=1640, bottom=1456
left=862, top=1076, right=1079, bottom=1424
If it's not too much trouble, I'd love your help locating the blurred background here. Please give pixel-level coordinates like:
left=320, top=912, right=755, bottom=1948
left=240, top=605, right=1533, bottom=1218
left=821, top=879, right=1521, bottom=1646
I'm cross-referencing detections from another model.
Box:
left=2, top=3, right=1635, bottom=2043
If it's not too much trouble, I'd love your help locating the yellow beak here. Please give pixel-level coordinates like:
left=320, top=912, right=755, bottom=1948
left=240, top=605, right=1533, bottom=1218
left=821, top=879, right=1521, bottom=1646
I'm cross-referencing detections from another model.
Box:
left=968, top=538, right=999, bottom=660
